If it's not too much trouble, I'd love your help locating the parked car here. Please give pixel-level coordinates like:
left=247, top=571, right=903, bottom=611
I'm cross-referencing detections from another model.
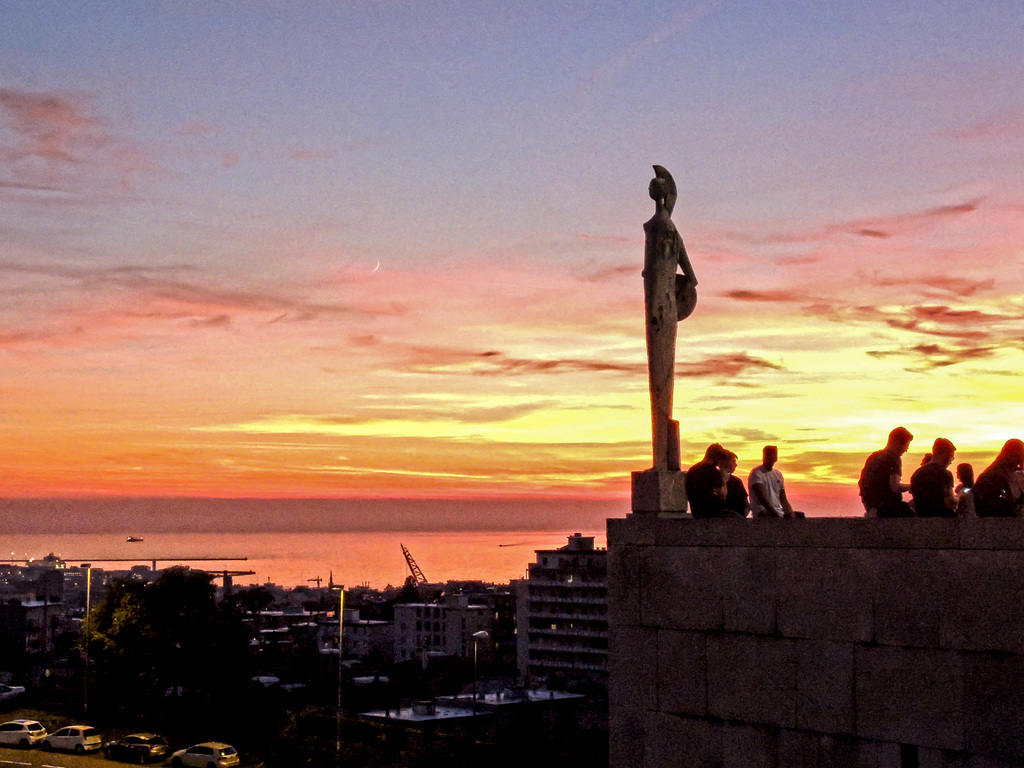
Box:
left=0, top=719, right=47, bottom=748
left=42, top=725, right=102, bottom=753
left=0, top=685, right=25, bottom=704
left=102, top=732, right=171, bottom=763
left=170, top=742, right=240, bottom=767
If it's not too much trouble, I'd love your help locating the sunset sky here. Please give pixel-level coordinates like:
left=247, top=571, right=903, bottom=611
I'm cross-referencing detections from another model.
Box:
left=1, top=2, right=1022, bottom=514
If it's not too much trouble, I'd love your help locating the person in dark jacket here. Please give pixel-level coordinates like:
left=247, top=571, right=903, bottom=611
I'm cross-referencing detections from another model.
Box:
left=685, top=444, right=730, bottom=518
left=910, top=438, right=957, bottom=517
left=859, top=427, right=914, bottom=517
left=974, top=439, right=1024, bottom=517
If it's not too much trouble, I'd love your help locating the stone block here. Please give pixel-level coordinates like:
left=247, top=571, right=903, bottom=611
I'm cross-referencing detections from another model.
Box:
left=609, top=513, right=656, bottom=546
left=855, top=646, right=964, bottom=751
left=722, top=546, right=777, bottom=634
left=830, top=736, right=893, bottom=768
left=632, top=469, right=688, bottom=513
left=719, top=721, right=775, bottom=768
left=965, top=757, right=1024, bottom=768
left=777, top=548, right=875, bottom=642
left=608, top=545, right=641, bottom=625
left=652, top=517, right=861, bottom=549
left=918, top=747, right=968, bottom=768
left=643, top=712, right=720, bottom=768
left=607, top=517, right=628, bottom=545
left=640, top=546, right=723, bottom=630
left=656, top=629, right=706, bottom=716
left=777, top=729, right=819, bottom=768
left=608, top=624, right=657, bottom=714
left=963, top=652, right=1024, bottom=760
left=849, top=518, right=959, bottom=549
left=707, top=634, right=798, bottom=728
left=958, top=518, right=1024, bottom=550
left=872, top=549, right=953, bottom=648
left=943, top=551, right=1024, bottom=654
left=877, top=741, right=907, bottom=768
left=609, top=705, right=644, bottom=768
left=796, top=640, right=855, bottom=735
left=653, top=517, right=752, bottom=547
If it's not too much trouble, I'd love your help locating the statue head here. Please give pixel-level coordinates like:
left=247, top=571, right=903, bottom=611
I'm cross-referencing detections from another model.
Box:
left=650, top=165, right=677, bottom=216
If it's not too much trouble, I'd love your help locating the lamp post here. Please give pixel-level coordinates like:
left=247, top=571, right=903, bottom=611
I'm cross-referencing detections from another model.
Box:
left=83, top=564, right=91, bottom=716
left=471, top=630, right=489, bottom=714
left=331, top=585, right=344, bottom=768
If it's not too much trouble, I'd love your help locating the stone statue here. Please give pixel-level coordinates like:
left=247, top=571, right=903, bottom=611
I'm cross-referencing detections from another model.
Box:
left=643, top=165, right=698, bottom=472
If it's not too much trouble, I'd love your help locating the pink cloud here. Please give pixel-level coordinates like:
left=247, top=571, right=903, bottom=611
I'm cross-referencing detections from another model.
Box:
left=175, top=120, right=217, bottom=136
left=726, top=198, right=983, bottom=247
left=723, top=289, right=808, bottom=303
left=947, top=110, right=1024, bottom=142
left=0, top=87, right=158, bottom=195
left=287, top=148, right=336, bottom=161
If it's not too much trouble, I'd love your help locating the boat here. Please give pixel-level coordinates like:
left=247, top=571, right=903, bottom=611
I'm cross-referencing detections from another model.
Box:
left=126, top=536, right=144, bottom=543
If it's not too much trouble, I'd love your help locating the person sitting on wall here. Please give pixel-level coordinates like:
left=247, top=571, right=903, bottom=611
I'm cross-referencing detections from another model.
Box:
left=910, top=438, right=958, bottom=517
left=955, top=463, right=976, bottom=516
left=974, top=439, right=1024, bottom=517
left=685, top=444, right=731, bottom=518
left=859, top=427, right=914, bottom=517
left=749, top=445, right=802, bottom=518
left=722, top=450, right=750, bottom=518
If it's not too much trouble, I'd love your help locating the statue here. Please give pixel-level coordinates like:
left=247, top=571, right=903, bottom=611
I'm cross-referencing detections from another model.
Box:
left=643, top=165, right=698, bottom=472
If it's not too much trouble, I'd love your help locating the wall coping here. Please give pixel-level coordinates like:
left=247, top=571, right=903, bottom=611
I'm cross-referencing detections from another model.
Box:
left=606, top=515, right=1024, bottom=550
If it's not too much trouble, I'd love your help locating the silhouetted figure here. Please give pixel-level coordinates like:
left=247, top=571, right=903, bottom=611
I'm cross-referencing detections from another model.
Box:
left=749, top=445, right=802, bottom=518
left=685, top=444, right=730, bottom=518
left=643, top=165, right=698, bottom=471
left=974, top=440, right=1024, bottom=517
left=910, top=438, right=958, bottom=517
left=722, top=451, right=750, bottom=518
left=859, top=427, right=914, bottom=517
left=955, top=463, right=975, bottom=517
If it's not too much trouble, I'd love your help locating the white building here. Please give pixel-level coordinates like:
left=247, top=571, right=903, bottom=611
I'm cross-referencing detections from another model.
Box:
left=515, top=533, right=608, bottom=688
left=393, top=593, right=492, bottom=662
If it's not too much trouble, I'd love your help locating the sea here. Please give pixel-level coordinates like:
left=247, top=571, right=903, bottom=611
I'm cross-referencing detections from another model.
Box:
left=0, top=498, right=625, bottom=589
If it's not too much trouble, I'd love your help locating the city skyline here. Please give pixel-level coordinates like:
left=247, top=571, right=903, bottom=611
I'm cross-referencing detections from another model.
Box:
left=2, top=2, right=1022, bottom=511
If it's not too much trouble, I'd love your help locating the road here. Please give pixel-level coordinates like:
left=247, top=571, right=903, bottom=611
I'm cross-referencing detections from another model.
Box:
left=0, top=746, right=115, bottom=768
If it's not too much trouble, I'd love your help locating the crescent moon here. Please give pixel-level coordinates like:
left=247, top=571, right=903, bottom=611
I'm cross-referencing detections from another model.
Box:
left=372, top=260, right=381, bottom=272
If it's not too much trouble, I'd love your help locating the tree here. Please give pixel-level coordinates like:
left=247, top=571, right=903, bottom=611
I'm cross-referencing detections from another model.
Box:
left=82, top=567, right=252, bottom=720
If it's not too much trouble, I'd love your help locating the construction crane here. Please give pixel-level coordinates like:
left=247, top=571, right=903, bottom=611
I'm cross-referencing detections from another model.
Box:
left=400, top=543, right=427, bottom=585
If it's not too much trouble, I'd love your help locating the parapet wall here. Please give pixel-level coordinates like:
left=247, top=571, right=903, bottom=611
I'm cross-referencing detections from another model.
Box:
left=607, top=516, right=1024, bottom=768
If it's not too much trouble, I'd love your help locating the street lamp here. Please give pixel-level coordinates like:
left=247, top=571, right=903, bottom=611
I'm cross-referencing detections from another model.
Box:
left=471, top=630, right=489, bottom=713
left=83, top=564, right=91, bottom=716
left=331, top=585, right=344, bottom=768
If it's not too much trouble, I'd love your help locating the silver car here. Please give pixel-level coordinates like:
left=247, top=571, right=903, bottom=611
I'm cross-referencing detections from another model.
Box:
left=42, top=725, right=102, bottom=753
left=170, top=742, right=240, bottom=767
left=0, top=684, right=25, bottom=703
left=0, top=719, right=47, bottom=748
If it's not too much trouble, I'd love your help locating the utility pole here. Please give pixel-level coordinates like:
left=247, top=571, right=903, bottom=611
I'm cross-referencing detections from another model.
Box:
left=332, top=584, right=344, bottom=768
left=83, top=565, right=91, bottom=716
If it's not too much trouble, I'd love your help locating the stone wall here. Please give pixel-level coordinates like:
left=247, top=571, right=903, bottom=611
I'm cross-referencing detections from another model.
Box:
left=607, top=516, right=1024, bottom=768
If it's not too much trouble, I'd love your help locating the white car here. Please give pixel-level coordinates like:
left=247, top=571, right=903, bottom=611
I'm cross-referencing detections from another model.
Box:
left=42, top=725, right=102, bottom=753
left=170, top=742, right=241, bottom=767
left=0, top=684, right=25, bottom=703
left=0, top=719, right=47, bottom=748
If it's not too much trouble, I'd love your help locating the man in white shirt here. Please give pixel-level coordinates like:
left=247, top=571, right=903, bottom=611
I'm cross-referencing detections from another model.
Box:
left=748, top=445, right=801, bottom=518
